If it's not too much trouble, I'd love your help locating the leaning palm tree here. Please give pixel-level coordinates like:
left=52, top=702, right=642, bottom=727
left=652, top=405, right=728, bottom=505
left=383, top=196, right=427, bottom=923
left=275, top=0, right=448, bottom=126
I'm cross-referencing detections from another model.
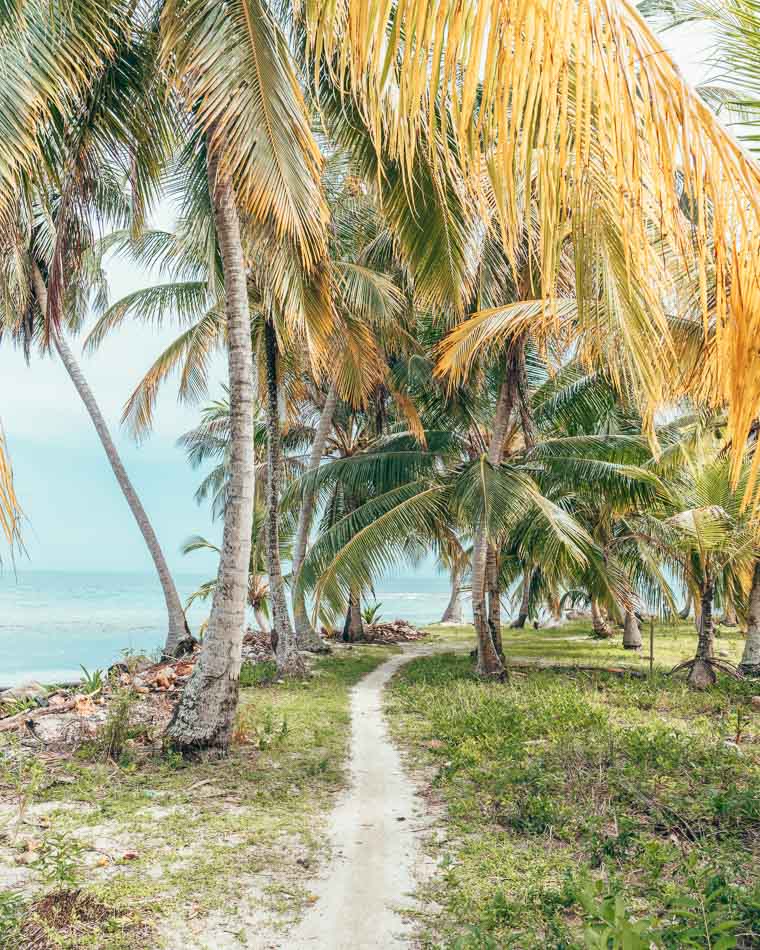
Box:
left=0, top=11, right=193, bottom=656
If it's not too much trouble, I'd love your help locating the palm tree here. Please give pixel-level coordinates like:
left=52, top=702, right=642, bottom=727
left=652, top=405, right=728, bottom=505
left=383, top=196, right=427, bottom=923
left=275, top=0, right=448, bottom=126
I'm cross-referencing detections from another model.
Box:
left=0, top=12, right=193, bottom=657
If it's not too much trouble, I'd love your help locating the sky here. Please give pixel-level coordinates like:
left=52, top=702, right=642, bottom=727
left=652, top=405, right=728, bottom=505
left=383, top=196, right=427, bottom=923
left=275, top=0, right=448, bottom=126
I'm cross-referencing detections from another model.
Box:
left=0, top=21, right=716, bottom=575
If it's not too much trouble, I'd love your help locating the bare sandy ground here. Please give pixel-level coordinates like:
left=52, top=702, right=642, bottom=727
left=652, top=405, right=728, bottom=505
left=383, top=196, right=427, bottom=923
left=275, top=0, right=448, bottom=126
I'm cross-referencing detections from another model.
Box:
left=285, top=645, right=437, bottom=949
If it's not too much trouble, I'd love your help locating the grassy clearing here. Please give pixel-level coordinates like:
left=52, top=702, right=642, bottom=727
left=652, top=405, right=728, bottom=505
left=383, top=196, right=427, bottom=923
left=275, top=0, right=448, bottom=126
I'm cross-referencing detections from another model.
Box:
left=426, top=618, right=747, bottom=672
left=0, top=645, right=396, bottom=949
left=389, top=623, right=760, bottom=949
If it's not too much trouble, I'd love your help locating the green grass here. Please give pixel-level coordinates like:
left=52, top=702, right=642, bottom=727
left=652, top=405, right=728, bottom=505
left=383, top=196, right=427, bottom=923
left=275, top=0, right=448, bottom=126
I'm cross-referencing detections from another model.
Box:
left=388, top=630, right=760, bottom=949
left=0, top=645, right=397, bottom=949
left=426, top=617, right=747, bottom=672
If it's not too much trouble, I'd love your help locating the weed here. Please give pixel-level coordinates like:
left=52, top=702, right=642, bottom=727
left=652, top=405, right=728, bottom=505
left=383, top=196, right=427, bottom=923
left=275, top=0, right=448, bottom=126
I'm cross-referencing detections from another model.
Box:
left=0, top=889, right=24, bottom=947
left=96, top=688, right=137, bottom=761
left=79, top=665, right=104, bottom=694
left=33, top=832, right=85, bottom=889
left=362, top=602, right=383, bottom=625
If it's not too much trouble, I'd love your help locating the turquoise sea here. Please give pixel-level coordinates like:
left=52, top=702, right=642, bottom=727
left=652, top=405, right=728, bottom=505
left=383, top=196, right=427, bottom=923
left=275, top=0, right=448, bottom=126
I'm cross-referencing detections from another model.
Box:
left=0, top=570, right=462, bottom=686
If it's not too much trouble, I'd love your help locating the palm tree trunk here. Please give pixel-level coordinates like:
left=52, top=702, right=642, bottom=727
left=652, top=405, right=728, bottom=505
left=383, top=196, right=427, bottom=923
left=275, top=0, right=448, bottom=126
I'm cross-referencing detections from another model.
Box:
left=689, top=578, right=716, bottom=688
left=472, top=367, right=515, bottom=678
left=441, top=566, right=464, bottom=624
left=342, top=589, right=364, bottom=642
left=253, top=606, right=270, bottom=634
left=168, top=153, right=255, bottom=756
left=720, top=603, right=738, bottom=626
left=511, top=565, right=533, bottom=628
left=678, top=589, right=692, bottom=620
left=487, top=547, right=503, bottom=657
left=623, top=609, right=642, bottom=649
left=591, top=598, right=613, bottom=639
left=264, top=319, right=305, bottom=678
left=740, top=561, right=760, bottom=676
left=292, top=382, right=338, bottom=651
left=30, top=264, right=192, bottom=658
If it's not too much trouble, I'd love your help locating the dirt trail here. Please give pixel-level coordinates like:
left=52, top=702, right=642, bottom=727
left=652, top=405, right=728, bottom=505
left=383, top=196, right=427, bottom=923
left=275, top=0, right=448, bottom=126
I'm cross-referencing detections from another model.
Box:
left=285, top=645, right=436, bottom=949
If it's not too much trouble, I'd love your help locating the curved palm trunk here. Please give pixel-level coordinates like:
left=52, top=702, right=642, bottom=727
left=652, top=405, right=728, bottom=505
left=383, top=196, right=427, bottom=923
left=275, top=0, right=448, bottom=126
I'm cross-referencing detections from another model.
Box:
left=168, top=154, right=255, bottom=756
left=253, top=606, right=270, bottom=634
left=31, top=265, right=191, bottom=658
left=678, top=589, right=692, bottom=620
left=292, top=382, right=338, bottom=651
left=689, top=578, right=716, bottom=688
left=591, top=598, right=613, bottom=639
left=740, top=561, right=760, bottom=676
left=441, top=566, right=464, bottom=624
left=264, top=320, right=305, bottom=678
left=472, top=370, right=515, bottom=678
left=720, top=604, right=738, bottom=626
left=511, top=565, right=533, bottom=629
left=623, top=610, right=642, bottom=649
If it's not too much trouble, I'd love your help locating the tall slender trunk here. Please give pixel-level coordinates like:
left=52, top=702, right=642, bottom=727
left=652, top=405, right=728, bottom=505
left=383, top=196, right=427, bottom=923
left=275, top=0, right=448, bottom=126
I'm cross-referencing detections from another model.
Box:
left=740, top=561, right=760, bottom=676
left=720, top=604, right=738, bottom=626
left=511, top=565, right=533, bottom=628
left=292, top=382, right=338, bottom=651
left=472, top=370, right=515, bottom=678
left=591, top=598, right=613, bottom=639
left=441, top=566, right=464, bottom=624
left=689, top=578, right=716, bottom=688
left=623, top=609, right=642, bottom=649
left=264, top=320, right=305, bottom=677
left=487, top=547, right=503, bottom=657
left=342, top=589, right=364, bottom=642
left=678, top=589, right=692, bottom=620
left=168, top=153, right=255, bottom=756
left=30, top=264, right=191, bottom=658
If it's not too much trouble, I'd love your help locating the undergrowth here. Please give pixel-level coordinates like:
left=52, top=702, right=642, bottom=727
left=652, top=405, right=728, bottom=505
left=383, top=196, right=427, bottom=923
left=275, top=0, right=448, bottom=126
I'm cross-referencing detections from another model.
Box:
left=388, top=651, right=760, bottom=949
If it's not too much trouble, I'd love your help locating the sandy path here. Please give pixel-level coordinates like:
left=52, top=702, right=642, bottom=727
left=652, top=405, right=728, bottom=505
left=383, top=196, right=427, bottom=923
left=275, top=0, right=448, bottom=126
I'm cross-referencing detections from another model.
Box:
left=285, top=645, right=435, bottom=949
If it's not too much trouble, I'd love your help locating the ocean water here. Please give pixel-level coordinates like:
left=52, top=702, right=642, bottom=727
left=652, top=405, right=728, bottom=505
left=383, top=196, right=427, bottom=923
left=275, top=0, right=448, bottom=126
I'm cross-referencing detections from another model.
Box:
left=0, top=570, right=464, bottom=686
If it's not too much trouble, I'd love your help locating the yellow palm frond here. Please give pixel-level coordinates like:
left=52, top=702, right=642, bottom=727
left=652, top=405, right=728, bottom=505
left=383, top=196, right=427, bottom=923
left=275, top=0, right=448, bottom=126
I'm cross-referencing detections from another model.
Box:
left=0, top=424, right=21, bottom=547
left=304, top=0, right=760, bottom=474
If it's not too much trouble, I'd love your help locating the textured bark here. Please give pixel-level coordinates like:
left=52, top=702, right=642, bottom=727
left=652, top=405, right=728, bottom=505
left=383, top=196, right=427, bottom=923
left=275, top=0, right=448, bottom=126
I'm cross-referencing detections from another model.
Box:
left=740, top=561, right=760, bottom=676
left=264, top=320, right=305, bottom=678
left=342, top=589, right=364, bottom=642
left=591, top=599, right=614, bottom=639
left=168, top=153, right=255, bottom=755
left=253, top=607, right=270, bottom=633
left=511, top=565, right=533, bottom=628
left=487, top=547, right=503, bottom=658
left=31, top=265, right=191, bottom=658
left=678, top=589, right=692, bottom=620
left=689, top=579, right=717, bottom=688
left=472, top=366, right=515, bottom=678
left=292, top=382, right=338, bottom=651
left=441, top=566, right=464, bottom=623
left=622, top=610, right=642, bottom=649
left=720, top=604, right=738, bottom=626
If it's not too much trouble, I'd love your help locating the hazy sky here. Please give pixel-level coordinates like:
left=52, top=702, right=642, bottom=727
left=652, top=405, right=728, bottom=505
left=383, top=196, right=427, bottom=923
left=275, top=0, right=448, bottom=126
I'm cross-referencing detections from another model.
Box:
left=0, top=21, right=716, bottom=574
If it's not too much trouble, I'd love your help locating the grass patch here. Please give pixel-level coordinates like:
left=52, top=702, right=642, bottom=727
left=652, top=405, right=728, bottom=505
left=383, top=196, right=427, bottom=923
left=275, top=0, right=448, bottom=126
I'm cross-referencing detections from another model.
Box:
left=388, top=636, right=760, bottom=949
left=0, top=645, right=396, bottom=948
left=426, top=618, right=747, bottom=672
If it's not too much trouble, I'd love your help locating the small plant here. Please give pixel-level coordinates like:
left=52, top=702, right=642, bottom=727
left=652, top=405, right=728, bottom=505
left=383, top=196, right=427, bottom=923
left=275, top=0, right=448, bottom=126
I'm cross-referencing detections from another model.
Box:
left=361, top=602, right=383, bottom=625
left=0, top=889, right=24, bottom=946
left=33, top=832, right=85, bottom=889
left=79, top=665, right=104, bottom=694
left=96, top=688, right=137, bottom=761
left=253, top=708, right=289, bottom=750
left=0, top=696, right=37, bottom=718
left=578, top=883, right=658, bottom=949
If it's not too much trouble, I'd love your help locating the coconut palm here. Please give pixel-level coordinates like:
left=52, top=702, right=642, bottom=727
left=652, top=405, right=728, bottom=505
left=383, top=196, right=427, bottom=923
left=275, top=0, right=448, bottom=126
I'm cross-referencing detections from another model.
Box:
left=0, top=9, right=192, bottom=656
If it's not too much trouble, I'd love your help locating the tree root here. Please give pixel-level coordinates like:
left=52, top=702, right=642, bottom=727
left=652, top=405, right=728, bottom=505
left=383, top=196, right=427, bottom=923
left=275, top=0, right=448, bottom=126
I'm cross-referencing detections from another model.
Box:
left=669, top=656, right=743, bottom=688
